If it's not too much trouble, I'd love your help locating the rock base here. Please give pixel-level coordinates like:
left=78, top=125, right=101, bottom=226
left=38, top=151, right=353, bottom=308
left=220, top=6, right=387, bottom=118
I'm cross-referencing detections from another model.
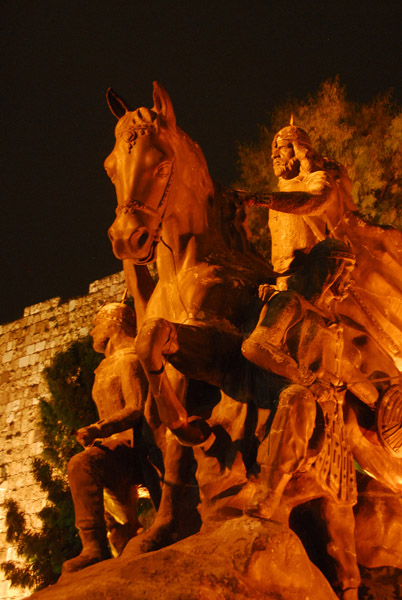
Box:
left=27, top=516, right=337, bottom=600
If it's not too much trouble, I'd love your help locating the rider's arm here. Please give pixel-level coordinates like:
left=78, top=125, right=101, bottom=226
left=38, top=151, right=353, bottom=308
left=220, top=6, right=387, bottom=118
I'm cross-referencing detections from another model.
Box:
left=244, top=171, right=335, bottom=216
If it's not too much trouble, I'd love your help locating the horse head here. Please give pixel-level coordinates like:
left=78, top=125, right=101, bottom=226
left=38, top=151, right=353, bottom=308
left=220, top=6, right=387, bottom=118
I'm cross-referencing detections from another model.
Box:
left=106, top=82, right=212, bottom=264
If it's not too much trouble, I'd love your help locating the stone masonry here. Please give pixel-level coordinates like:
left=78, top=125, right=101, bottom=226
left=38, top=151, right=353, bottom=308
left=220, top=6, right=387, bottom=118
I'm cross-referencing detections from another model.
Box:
left=0, top=272, right=126, bottom=600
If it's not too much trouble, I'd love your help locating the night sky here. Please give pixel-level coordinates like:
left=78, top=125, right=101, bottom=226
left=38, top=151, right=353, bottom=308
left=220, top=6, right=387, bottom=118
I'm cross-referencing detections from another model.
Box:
left=2, top=1, right=402, bottom=325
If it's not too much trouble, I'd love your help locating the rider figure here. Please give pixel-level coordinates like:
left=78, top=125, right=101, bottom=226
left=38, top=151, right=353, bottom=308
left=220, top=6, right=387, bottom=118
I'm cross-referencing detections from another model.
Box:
left=245, top=121, right=402, bottom=369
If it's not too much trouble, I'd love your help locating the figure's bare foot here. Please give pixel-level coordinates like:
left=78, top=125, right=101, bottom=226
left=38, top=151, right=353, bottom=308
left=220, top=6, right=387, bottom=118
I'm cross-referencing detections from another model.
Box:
left=245, top=490, right=277, bottom=520
left=245, top=470, right=292, bottom=520
left=243, top=478, right=285, bottom=521
left=122, top=520, right=180, bottom=556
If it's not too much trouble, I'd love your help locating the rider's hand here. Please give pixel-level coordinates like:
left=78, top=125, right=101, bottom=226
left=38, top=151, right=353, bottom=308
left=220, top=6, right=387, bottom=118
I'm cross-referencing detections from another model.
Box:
left=258, top=284, right=277, bottom=303
left=75, top=424, right=101, bottom=448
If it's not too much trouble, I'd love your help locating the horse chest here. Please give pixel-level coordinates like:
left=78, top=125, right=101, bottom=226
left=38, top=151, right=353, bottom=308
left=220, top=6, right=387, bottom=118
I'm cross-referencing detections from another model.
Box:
left=147, top=264, right=260, bottom=332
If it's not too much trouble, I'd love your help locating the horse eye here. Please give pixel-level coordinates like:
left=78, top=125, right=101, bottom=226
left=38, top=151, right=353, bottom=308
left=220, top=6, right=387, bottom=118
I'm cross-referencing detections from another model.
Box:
left=155, top=162, right=171, bottom=178
left=122, top=130, right=137, bottom=143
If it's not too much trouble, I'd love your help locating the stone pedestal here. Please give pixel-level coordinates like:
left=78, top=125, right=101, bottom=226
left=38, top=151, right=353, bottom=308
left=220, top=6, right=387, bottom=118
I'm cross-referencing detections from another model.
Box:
left=27, top=516, right=337, bottom=600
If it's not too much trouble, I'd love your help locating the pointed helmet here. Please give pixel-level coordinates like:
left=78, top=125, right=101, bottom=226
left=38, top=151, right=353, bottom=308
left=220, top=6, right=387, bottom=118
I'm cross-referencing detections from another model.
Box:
left=272, top=119, right=313, bottom=151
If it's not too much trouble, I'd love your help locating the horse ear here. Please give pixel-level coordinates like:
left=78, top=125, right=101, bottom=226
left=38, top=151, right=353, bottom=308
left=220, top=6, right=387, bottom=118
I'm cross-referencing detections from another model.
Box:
left=152, top=81, right=176, bottom=127
left=106, top=88, right=132, bottom=119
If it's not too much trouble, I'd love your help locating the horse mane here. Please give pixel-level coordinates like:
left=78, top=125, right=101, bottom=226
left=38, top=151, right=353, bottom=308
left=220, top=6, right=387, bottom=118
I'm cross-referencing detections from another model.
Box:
left=172, top=129, right=262, bottom=259
left=173, top=127, right=214, bottom=200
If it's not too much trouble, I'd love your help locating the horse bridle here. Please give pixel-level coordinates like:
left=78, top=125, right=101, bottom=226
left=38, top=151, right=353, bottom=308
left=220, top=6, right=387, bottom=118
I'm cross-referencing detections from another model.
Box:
left=116, top=160, right=175, bottom=228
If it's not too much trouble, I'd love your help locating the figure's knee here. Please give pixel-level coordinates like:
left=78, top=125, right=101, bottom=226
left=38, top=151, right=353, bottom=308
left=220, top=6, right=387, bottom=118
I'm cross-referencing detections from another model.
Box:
left=241, top=336, right=256, bottom=362
left=67, top=447, right=103, bottom=485
left=68, top=451, right=88, bottom=484
left=279, top=384, right=315, bottom=412
left=280, top=383, right=313, bottom=400
left=241, top=332, right=268, bottom=367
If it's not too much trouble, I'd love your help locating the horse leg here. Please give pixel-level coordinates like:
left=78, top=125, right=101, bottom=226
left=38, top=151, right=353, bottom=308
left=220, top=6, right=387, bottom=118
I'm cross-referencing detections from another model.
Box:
left=135, top=317, right=183, bottom=423
left=122, top=430, right=201, bottom=556
left=319, top=498, right=360, bottom=600
left=136, top=318, right=214, bottom=446
left=123, top=319, right=216, bottom=557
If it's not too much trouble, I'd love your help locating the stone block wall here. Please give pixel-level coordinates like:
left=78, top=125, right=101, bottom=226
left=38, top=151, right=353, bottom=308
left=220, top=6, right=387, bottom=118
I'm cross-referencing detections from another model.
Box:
left=0, top=272, right=125, bottom=600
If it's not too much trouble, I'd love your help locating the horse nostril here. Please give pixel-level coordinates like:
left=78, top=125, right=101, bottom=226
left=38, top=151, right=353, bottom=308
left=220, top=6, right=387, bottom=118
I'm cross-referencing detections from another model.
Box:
left=108, top=227, right=114, bottom=243
left=138, top=231, right=149, bottom=248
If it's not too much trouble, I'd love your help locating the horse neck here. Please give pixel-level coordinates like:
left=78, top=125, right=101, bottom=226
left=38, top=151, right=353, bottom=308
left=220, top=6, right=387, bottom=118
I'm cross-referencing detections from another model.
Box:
left=154, top=145, right=222, bottom=269
left=157, top=185, right=214, bottom=276
left=153, top=134, right=256, bottom=279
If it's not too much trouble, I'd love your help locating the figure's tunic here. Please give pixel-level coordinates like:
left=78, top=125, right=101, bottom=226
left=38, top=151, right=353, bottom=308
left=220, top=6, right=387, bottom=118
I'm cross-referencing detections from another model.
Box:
left=252, top=291, right=358, bottom=504
left=92, top=347, right=147, bottom=446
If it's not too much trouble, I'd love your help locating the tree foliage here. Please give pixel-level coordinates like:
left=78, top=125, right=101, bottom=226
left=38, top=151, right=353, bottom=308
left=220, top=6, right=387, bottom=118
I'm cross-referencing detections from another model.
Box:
left=237, top=78, right=402, bottom=259
left=1, top=337, right=102, bottom=591
left=41, top=337, right=101, bottom=472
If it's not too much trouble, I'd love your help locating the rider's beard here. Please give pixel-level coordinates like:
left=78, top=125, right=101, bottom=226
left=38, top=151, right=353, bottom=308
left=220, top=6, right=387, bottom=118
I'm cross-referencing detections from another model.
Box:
left=274, top=156, right=300, bottom=180
left=331, top=277, right=353, bottom=301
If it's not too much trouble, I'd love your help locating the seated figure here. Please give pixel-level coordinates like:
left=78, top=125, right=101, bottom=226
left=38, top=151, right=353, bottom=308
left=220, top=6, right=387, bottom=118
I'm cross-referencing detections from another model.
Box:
left=62, top=302, right=161, bottom=574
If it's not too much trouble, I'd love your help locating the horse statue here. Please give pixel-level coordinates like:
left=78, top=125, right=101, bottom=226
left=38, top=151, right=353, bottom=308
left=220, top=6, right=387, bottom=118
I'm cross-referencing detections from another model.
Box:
left=105, top=81, right=279, bottom=548
left=104, top=83, right=402, bottom=597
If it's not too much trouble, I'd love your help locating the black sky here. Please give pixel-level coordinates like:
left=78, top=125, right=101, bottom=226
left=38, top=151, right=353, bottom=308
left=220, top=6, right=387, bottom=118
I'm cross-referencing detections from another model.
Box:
left=1, top=0, right=402, bottom=324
